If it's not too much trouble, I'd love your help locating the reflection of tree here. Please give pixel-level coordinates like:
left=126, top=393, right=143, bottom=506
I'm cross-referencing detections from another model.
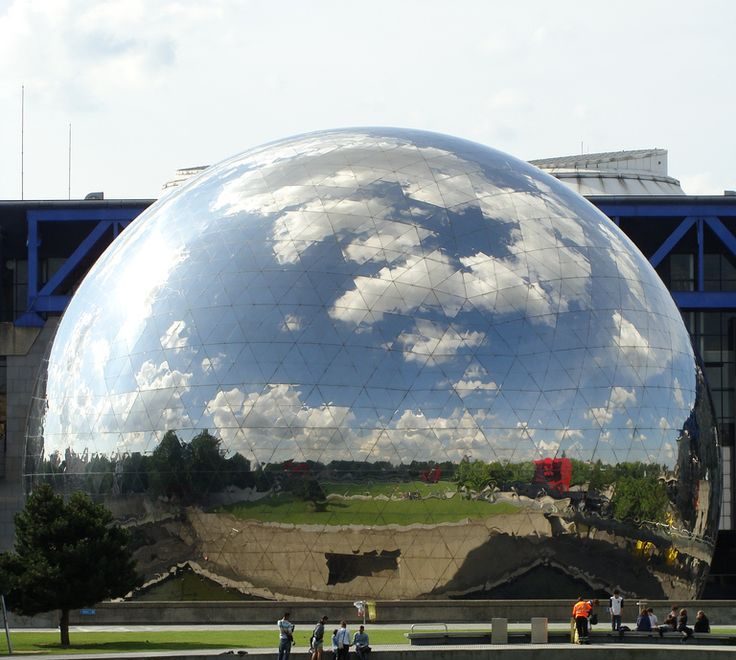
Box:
left=36, top=430, right=254, bottom=504
left=611, top=475, right=669, bottom=523
left=452, top=457, right=672, bottom=523
left=454, top=459, right=534, bottom=492
left=33, top=435, right=673, bottom=525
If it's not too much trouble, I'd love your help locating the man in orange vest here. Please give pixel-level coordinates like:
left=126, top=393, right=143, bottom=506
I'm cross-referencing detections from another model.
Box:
left=572, top=597, right=595, bottom=644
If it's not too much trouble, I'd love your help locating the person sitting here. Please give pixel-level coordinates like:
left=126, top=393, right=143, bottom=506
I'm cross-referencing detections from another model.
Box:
left=647, top=608, right=658, bottom=629
left=694, top=610, right=710, bottom=633
left=678, top=608, right=693, bottom=641
left=658, top=607, right=678, bottom=637
left=635, top=607, right=652, bottom=632
left=352, top=625, right=370, bottom=660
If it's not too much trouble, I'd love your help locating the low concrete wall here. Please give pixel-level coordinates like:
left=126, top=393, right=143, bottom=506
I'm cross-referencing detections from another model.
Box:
left=7, top=651, right=735, bottom=660
left=11, top=599, right=736, bottom=628
left=246, top=650, right=736, bottom=660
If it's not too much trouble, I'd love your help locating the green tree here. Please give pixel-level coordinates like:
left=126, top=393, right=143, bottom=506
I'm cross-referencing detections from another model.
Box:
left=0, top=484, right=142, bottom=647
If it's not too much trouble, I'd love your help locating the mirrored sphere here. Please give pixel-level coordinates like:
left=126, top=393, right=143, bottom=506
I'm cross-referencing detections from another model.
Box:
left=27, top=128, right=720, bottom=600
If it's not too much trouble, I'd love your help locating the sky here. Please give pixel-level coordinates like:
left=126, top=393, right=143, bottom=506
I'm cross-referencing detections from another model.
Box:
left=0, top=0, right=734, bottom=201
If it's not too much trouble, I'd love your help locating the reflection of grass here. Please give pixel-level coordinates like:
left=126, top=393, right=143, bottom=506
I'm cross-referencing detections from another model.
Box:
left=322, top=480, right=454, bottom=497
left=218, top=492, right=519, bottom=525
left=5, top=629, right=409, bottom=654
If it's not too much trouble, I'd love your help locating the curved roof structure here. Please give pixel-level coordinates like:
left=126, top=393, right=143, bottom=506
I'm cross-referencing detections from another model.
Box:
left=531, top=148, right=685, bottom=196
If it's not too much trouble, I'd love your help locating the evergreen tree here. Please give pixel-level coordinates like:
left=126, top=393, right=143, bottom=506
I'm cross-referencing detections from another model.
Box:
left=0, top=484, right=142, bottom=646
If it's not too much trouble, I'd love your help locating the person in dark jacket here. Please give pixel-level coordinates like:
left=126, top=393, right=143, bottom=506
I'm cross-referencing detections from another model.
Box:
left=635, top=607, right=652, bottom=631
left=678, top=608, right=693, bottom=641
left=693, top=610, right=710, bottom=633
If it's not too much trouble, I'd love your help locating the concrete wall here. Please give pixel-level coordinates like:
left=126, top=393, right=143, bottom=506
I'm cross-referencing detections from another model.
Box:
left=0, top=320, right=56, bottom=551
left=10, top=599, right=736, bottom=628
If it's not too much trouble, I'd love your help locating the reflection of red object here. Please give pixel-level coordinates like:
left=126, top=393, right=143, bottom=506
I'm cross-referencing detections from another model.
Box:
left=420, top=466, right=442, bottom=483
left=283, top=459, right=310, bottom=475
left=533, top=458, right=572, bottom=493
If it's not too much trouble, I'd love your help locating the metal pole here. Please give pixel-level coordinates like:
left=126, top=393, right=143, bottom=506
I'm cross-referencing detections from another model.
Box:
left=1, top=594, right=13, bottom=654
left=21, top=85, right=24, bottom=200
left=68, top=123, right=72, bottom=200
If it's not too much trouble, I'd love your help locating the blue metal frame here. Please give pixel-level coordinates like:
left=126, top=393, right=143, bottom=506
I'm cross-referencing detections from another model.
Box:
left=593, top=199, right=736, bottom=311
left=16, top=206, right=147, bottom=327
left=13, top=198, right=736, bottom=326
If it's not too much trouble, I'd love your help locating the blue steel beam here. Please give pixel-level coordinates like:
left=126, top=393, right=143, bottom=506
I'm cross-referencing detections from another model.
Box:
left=705, top=217, right=736, bottom=258
left=16, top=205, right=146, bottom=327
left=672, top=292, right=736, bottom=309
left=698, top=218, right=705, bottom=291
left=593, top=200, right=736, bottom=218
left=34, top=220, right=126, bottom=301
left=26, top=207, right=147, bottom=222
left=648, top=217, right=696, bottom=268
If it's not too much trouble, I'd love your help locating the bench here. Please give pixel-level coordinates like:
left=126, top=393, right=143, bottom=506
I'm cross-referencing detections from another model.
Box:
left=405, top=631, right=529, bottom=646
left=589, top=630, right=736, bottom=645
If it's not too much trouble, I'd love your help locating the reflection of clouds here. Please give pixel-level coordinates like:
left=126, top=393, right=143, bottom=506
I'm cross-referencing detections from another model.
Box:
left=673, top=377, right=685, bottom=407
left=586, top=407, right=613, bottom=426
left=202, top=352, right=227, bottom=372
left=397, top=320, right=484, bottom=364
left=453, top=364, right=498, bottom=393
left=330, top=253, right=462, bottom=323
left=281, top=314, right=302, bottom=332
left=134, top=359, right=192, bottom=390
left=160, top=320, right=189, bottom=349
left=613, top=311, right=652, bottom=361
left=36, top=129, right=704, bottom=477
left=585, top=386, right=637, bottom=427
left=206, top=384, right=356, bottom=461
left=611, top=386, right=636, bottom=407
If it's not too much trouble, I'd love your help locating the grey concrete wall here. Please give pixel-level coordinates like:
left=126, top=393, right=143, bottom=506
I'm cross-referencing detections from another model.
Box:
left=32, top=649, right=736, bottom=660
left=9, top=599, right=736, bottom=628
left=0, top=319, right=57, bottom=551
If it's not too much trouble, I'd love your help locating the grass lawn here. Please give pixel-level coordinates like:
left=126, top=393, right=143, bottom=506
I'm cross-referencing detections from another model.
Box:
left=219, top=492, right=520, bottom=525
left=1, top=629, right=409, bottom=655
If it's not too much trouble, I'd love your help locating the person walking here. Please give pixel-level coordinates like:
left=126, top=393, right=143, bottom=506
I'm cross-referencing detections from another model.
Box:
left=609, top=589, right=624, bottom=631
left=336, top=620, right=351, bottom=660
left=310, top=615, right=328, bottom=660
left=277, top=612, right=295, bottom=660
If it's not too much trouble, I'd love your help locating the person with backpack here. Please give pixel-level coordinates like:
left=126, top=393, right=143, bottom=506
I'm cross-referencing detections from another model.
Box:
left=310, top=615, right=328, bottom=660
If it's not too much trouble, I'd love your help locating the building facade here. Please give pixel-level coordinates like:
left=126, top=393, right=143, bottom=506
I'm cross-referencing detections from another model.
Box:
left=0, top=152, right=734, bottom=597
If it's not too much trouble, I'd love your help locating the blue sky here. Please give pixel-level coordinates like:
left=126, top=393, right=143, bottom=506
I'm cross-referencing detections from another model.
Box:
left=0, top=0, right=734, bottom=200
